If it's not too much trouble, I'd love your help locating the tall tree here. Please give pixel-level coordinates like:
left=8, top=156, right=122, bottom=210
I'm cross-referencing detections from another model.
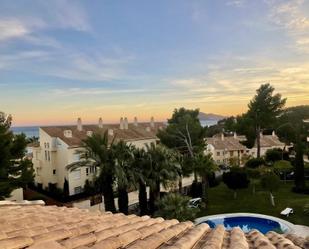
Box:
left=112, top=140, right=135, bottom=214
left=158, top=108, right=205, bottom=181
left=0, top=112, right=34, bottom=199
left=71, top=131, right=116, bottom=212
left=276, top=105, right=309, bottom=190
left=145, top=143, right=179, bottom=214
left=194, top=153, right=217, bottom=202
left=246, top=84, right=286, bottom=158
left=132, top=147, right=149, bottom=215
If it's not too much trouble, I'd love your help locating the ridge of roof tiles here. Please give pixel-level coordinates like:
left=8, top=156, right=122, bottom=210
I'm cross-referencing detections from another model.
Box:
left=0, top=204, right=308, bottom=249
left=39, top=122, right=165, bottom=147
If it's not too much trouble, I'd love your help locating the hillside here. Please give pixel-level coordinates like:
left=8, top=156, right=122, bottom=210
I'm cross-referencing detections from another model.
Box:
left=198, top=112, right=226, bottom=121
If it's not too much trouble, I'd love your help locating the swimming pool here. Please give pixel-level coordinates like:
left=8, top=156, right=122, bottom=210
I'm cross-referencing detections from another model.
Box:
left=196, top=213, right=294, bottom=234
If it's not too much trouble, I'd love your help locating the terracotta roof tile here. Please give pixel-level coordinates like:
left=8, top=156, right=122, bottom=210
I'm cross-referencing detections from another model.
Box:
left=40, top=122, right=164, bottom=147
left=0, top=203, right=307, bottom=249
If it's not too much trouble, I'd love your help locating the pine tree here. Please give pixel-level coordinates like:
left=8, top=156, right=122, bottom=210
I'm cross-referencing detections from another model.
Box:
left=0, top=112, right=35, bottom=199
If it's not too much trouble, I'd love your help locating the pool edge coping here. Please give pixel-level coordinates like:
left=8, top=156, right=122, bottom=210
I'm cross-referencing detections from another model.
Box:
left=195, top=212, right=296, bottom=234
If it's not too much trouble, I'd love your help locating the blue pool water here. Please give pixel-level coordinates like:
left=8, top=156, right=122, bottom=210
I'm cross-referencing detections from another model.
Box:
left=204, top=216, right=289, bottom=234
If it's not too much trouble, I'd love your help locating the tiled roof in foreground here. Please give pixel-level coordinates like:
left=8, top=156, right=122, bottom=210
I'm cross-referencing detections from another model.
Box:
left=0, top=203, right=308, bottom=249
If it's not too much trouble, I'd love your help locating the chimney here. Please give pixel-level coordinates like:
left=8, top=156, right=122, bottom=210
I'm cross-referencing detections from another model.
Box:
left=124, top=117, right=128, bottom=130
left=150, top=116, right=155, bottom=128
left=98, top=117, right=103, bottom=128
left=77, top=118, right=83, bottom=131
left=120, top=117, right=124, bottom=130
left=221, top=133, right=224, bottom=141
left=134, top=117, right=138, bottom=127
left=108, top=129, right=114, bottom=136
left=272, top=130, right=276, bottom=137
left=233, top=132, right=237, bottom=139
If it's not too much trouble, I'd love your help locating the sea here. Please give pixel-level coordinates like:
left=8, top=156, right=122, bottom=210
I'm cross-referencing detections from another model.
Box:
left=11, top=120, right=218, bottom=138
left=11, top=126, right=39, bottom=138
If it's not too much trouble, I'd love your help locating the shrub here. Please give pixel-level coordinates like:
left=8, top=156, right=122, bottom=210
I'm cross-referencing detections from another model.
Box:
left=155, top=193, right=199, bottom=221
left=265, top=148, right=285, bottom=163
left=245, top=158, right=265, bottom=168
left=222, top=169, right=250, bottom=198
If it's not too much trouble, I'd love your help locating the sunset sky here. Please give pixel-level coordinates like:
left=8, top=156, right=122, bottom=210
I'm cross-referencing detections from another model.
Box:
left=1, top=0, right=309, bottom=126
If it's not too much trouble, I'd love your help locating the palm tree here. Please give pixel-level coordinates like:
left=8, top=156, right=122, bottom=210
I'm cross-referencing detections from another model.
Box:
left=194, top=153, right=217, bottom=202
left=69, top=131, right=116, bottom=212
left=155, top=193, right=198, bottom=221
left=112, top=140, right=135, bottom=214
left=132, top=147, right=149, bottom=215
left=145, top=143, right=179, bottom=214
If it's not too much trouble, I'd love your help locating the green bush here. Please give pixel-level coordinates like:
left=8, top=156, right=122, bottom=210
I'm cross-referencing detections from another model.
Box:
left=155, top=193, right=199, bottom=221
left=245, top=158, right=265, bottom=168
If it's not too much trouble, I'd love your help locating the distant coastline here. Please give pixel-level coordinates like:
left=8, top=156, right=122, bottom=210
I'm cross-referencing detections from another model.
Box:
left=11, top=126, right=39, bottom=138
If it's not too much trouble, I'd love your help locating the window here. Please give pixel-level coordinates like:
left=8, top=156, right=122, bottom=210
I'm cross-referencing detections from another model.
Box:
left=53, top=169, right=56, bottom=175
left=230, top=151, right=234, bottom=157
left=45, top=151, right=48, bottom=160
left=47, top=151, right=50, bottom=161
left=74, top=186, right=82, bottom=194
left=86, top=168, right=89, bottom=176
left=44, top=142, right=46, bottom=148
left=90, top=166, right=96, bottom=174
left=217, top=152, right=220, bottom=156
left=47, top=143, right=49, bottom=149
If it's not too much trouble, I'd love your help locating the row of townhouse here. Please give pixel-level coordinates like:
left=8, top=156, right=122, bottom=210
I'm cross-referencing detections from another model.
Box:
left=28, top=117, right=164, bottom=196
left=206, top=131, right=287, bottom=165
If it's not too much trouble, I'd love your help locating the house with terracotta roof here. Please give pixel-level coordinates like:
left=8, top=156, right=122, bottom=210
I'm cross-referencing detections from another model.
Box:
left=0, top=201, right=308, bottom=249
left=29, top=117, right=164, bottom=197
left=206, top=131, right=287, bottom=166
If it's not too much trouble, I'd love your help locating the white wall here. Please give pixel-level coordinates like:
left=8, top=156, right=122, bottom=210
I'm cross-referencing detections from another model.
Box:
left=6, top=188, right=23, bottom=202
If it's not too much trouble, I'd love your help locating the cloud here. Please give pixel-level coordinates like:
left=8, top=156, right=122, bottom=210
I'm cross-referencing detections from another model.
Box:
left=0, top=0, right=90, bottom=44
left=50, top=87, right=146, bottom=97
left=164, top=54, right=309, bottom=107
left=265, top=0, right=309, bottom=53
left=37, top=0, right=90, bottom=31
left=0, top=19, right=29, bottom=41
left=39, top=53, right=135, bottom=82
left=226, top=0, right=246, bottom=7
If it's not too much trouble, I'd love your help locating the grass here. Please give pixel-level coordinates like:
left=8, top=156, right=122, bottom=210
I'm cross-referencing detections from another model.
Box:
left=198, top=181, right=309, bottom=226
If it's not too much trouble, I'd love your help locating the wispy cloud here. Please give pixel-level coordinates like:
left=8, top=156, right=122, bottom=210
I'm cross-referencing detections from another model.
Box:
left=226, top=0, right=247, bottom=7
left=165, top=54, right=309, bottom=107
left=266, top=0, right=309, bottom=53
left=0, top=19, right=28, bottom=41
left=50, top=87, right=146, bottom=97
left=0, top=0, right=90, bottom=45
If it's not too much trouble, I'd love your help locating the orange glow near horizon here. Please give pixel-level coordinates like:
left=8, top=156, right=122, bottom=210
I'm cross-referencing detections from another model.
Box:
left=10, top=98, right=309, bottom=127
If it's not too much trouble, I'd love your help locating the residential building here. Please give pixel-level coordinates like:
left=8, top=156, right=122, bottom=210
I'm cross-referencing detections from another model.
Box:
left=29, top=117, right=164, bottom=196
left=249, top=131, right=286, bottom=157
left=206, top=131, right=287, bottom=165
left=206, top=133, right=247, bottom=165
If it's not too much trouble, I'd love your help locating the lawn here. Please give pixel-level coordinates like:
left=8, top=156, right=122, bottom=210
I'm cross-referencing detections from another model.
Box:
left=198, top=181, right=309, bottom=226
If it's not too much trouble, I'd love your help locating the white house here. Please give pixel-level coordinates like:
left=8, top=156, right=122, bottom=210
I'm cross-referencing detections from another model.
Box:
left=206, top=133, right=247, bottom=165
left=206, top=131, right=287, bottom=165
left=29, top=117, right=164, bottom=196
